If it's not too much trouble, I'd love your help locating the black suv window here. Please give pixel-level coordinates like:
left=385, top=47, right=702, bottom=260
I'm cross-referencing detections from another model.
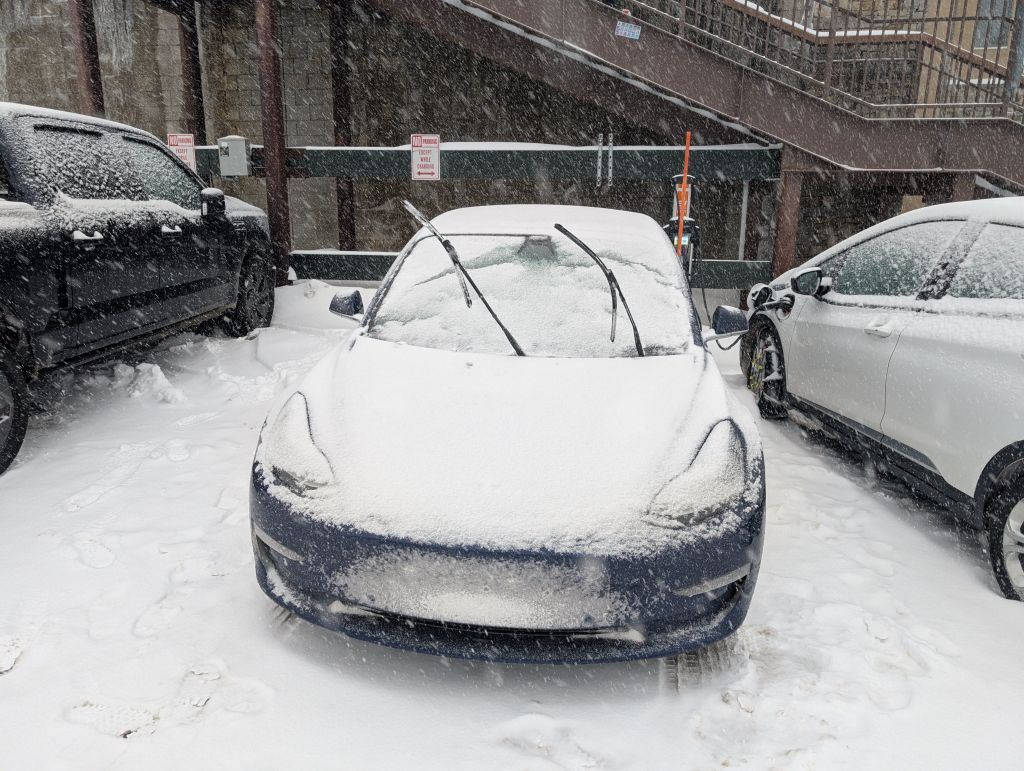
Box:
left=122, top=138, right=202, bottom=210
left=832, top=221, right=963, bottom=297
left=0, top=158, right=14, bottom=200
left=947, top=223, right=1024, bottom=300
left=32, top=125, right=142, bottom=201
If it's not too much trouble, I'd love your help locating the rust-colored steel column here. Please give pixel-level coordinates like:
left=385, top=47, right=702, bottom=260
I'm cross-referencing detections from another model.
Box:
left=771, top=168, right=803, bottom=277
left=68, top=0, right=105, bottom=117
left=178, top=1, right=207, bottom=144
left=330, top=0, right=357, bottom=251
left=255, top=0, right=292, bottom=285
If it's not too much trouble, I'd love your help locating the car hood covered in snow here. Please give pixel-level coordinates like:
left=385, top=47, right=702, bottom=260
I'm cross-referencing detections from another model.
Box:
left=256, top=334, right=756, bottom=556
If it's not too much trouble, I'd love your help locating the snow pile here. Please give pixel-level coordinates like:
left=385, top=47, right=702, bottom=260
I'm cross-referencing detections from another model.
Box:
left=113, top=363, right=188, bottom=405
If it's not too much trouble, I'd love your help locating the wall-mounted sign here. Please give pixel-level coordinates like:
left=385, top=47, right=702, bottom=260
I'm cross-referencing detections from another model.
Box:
left=614, top=19, right=642, bottom=40
left=167, top=133, right=197, bottom=172
left=411, top=134, right=441, bottom=181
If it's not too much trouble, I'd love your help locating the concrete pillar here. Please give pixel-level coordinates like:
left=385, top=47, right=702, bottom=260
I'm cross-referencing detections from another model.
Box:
left=68, top=0, right=105, bottom=117
left=255, top=0, right=292, bottom=285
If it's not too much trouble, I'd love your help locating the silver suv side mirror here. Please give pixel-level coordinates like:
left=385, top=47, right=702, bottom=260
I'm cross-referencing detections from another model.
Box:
left=791, top=266, right=831, bottom=298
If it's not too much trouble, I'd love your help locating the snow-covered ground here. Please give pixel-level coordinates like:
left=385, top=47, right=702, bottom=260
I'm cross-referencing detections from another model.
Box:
left=1, top=281, right=1021, bottom=769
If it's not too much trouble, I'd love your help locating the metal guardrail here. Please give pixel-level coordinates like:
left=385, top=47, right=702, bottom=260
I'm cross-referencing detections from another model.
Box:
left=614, top=0, right=1024, bottom=122
left=290, top=250, right=772, bottom=289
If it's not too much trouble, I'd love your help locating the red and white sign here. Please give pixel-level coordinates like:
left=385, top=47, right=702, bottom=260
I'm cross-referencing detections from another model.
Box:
left=411, top=134, right=441, bottom=181
left=167, top=133, right=196, bottom=172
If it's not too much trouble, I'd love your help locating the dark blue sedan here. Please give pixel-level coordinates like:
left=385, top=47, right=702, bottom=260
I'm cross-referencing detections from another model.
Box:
left=249, top=204, right=765, bottom=663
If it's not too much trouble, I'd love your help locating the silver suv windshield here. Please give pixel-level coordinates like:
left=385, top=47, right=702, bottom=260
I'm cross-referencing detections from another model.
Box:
left=367, top=229, right=695, bottom=357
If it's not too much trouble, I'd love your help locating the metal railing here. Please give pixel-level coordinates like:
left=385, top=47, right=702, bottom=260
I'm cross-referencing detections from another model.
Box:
left=608, top=0, right=1024, bottom=121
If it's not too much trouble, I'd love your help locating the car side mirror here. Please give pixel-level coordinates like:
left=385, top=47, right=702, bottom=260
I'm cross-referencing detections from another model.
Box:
left=748, top=283, right=772, bottom=309
left=791, top=266, right=827, bottom=297
left=705, top=305, right=749, bottom=342
left=329, top=289, right=364, bottom=320
left=201, top=187, right=226, bottom=220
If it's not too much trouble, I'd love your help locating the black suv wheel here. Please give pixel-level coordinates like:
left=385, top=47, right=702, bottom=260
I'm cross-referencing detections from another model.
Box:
left=223, top=248, right=276, bottom=337
left=0, top=345, right=28, bottom=476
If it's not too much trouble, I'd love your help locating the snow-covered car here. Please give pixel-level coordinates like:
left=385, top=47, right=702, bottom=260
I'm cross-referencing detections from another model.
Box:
left=0, top=102, right=274, bottom=477
left=249, top=204, right=765, bottom=663
left=741, top=197, right=1024, bottom=601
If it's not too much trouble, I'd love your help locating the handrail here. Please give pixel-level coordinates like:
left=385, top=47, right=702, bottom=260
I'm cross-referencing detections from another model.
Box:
left=609, top=0, right=1024, bottom=120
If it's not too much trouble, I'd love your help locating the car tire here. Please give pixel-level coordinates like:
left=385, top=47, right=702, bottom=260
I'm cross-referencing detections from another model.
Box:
left=0, top=344, right=29, bottom=477
left=747, top=324, right=788, bottom=420
left=986, top=475, right=1024, bottom=601
left=222, top=247, right=276, bottom=337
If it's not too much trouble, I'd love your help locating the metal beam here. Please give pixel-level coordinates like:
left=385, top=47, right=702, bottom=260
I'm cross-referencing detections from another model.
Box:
left=254, top=0, right=292, bottom=285
left=290, top=249, right=769, bottom=288
left=330, top=0, right=357, bottom=251
left=68, top=0, right=105, bottom=117
left=195, top=144, right=779, bottom=181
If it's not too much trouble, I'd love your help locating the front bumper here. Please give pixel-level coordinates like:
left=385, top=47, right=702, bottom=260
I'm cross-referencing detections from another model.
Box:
left=250, top=468, right=765, bottom=664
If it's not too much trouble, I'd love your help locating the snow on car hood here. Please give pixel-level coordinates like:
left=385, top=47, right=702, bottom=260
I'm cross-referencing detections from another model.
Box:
left=257, top=334, right=743, bottom=556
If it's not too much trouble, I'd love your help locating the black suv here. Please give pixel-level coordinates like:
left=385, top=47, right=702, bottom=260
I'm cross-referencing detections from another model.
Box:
left=0, top=103, right=275, bottom=475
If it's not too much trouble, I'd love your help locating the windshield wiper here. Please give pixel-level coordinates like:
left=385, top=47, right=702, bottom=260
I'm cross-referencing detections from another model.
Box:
left=402, top=200, right=525, bottom=357
left=554, top=223, right=645, bottom=357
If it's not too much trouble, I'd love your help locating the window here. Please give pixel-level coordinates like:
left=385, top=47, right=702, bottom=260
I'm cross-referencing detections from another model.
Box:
left=122, top=138, right=202, bottom=210
left=832, top=221, right=963, bottom=297
left=0, top=158, right=13, bottom=200
left=974, top=0, right=1011, bottom=48
left=947, top=223, right=1024, bottom=300
left=32, top=125, right=142, bottom=201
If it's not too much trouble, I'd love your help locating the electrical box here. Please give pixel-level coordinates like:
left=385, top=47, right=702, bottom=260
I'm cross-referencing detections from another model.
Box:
left=217, top=135, right=250, bottom=178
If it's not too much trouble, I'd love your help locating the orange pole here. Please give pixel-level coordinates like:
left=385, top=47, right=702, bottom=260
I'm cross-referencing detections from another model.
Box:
left=675, top=131, right=692, bottom=257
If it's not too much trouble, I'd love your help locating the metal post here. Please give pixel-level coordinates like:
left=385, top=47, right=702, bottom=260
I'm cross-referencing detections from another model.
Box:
left=771, top=168, right=803, bottom=277
left=330, top=0, right=357, bottom=251
left=68, top=0, right=105, bottom=117
left=179, top=1, right=207, bottom=145
left=677, top=0, right=686, bottom=38
left=255, top=0, right=292, bottom=285
left=1001, top=0, right=1024, bottom=115
left=737, top=179, right=749, bottom=261
left=821, top=6, right=837, bottom=98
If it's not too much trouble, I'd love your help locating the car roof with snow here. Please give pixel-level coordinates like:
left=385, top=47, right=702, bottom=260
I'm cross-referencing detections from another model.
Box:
left=0, top=101, right=153, bottom=139
left=807, top=196, right=1024, bottom=270
left=429, top=204, right=668, bottom=239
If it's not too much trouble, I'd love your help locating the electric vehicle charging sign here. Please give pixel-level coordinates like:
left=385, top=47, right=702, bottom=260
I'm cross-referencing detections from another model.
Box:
left=167, top=133, right=197, bottom=172
left=411, top=134, right=441, bottom=180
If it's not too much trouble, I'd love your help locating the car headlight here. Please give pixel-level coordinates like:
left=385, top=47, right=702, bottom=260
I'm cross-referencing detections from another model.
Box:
left=646, top=421, right=751, bottom=528
left=262, top=392, right=334, bottom=495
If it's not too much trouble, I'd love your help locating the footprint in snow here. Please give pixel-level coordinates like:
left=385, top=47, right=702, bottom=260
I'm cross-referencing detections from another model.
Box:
left=67, top=701, right=157, bottom=739
left=71, top=534, right=116, bottom=569
left=68, top=663, right=271, bottom=739
left=494, top=713, right=605, bottom=769
left=0, top=596, right=50, bottom=675
left=0, top=636, right=27, bottom=675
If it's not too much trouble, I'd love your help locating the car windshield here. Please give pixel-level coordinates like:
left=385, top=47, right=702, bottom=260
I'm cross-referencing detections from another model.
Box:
left=367, top=228, right=696, bottom=357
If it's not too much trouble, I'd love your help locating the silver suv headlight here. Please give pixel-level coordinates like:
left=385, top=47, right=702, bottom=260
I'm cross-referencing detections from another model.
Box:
left=261, top=392, right=334, bottom=494
left=646, top=421, right=751, bottom=528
